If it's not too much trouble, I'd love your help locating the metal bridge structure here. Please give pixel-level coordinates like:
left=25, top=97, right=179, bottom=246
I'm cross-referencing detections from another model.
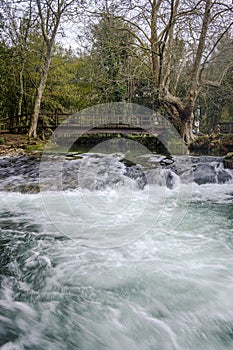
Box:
left=1, top=111, right=232, bottom=135
left=0, top=111, right=171, bottom=136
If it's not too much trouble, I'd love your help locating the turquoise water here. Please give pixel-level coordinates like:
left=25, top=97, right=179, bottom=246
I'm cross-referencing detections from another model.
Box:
left=0, top=155, right=233, bottom=350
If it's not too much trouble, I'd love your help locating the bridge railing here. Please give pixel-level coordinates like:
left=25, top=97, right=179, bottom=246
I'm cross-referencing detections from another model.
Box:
left=1, top=111, right=171, bottom=133
left=65, top=112, right=171, bottom=129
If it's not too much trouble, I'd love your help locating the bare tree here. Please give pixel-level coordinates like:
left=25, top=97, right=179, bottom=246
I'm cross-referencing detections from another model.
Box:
left=93, top=0, right=233, bottom=143
left=28, top=0, right=79, bottom=137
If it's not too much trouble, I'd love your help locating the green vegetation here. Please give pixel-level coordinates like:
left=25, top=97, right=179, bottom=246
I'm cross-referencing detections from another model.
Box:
left=0, top=0, right=232, bottom=148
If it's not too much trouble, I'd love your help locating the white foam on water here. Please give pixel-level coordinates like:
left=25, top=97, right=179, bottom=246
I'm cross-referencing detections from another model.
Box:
left=0, top=155, right=233, bottom=349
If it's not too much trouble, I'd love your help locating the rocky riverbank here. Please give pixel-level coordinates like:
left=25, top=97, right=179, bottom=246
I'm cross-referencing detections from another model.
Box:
left=0, top=153, right=232, bottom=194
left=190, top=134, right=233, bottom=156
left=0, top=134, right=233, bottom=176
left=0, top=133, right=46, bottom=156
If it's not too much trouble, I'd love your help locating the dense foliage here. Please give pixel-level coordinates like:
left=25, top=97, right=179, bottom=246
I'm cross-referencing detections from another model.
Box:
left=0, top=0, right=232, bottom=139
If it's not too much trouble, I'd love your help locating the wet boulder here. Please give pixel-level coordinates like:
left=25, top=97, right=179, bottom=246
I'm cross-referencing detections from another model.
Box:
left=145, top=168, right=179, bottom=189
left=192, top=162, right=232, bottom=185
left=124, top=165, right=147, bottom=190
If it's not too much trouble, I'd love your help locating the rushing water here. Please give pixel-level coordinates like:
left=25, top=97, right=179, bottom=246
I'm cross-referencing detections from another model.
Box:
left=0, top=153, right=233, bottom=350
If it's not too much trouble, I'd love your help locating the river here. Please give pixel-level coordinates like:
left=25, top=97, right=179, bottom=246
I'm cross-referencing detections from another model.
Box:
left=0, top=152, right=233, bottom=349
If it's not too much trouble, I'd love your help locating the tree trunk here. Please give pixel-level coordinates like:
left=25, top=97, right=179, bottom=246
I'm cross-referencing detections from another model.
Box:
left=28, top=0, right=64, bottom=138
left=17, top=64, right=25, bottom=129
left=183, top=112, right=194, bottom=144
left=18, top=66, right=24, bottom=117
left=28, top=51, right=51, bottom=138
left=150, top=0, right=161, bottom=107
left=181, top=0, right=212, bottom=143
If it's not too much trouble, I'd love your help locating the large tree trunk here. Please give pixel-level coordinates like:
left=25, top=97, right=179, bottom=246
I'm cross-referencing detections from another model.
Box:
left=184, top=115, right=194, bottom=144
left=28, top=53, right=51, bottom=137
left=28, top=0, right=64, bottom=138
left=179, top=89, right=196, bottom=142
left=181, top=0, right=211, bottom=143
left=161, top=91, right=196, bottom=143
left=156, top=0, right=212, bottom=144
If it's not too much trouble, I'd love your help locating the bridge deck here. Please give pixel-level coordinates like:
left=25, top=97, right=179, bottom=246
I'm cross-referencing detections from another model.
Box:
left=53, top=125, right=167, bottom=135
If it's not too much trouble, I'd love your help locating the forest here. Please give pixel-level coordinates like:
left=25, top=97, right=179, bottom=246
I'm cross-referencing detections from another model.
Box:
left=0, top=0, right=232, bottom=145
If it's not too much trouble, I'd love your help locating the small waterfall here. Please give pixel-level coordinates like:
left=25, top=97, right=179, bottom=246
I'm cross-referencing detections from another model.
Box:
left=145, top=168, right=180, bottom=189
left=213, top=161, right=233, bottom=184
left=0, top=154, right=232, bottom=193
left=77, top=154, right=140, bottom=191
left=181, top=159, right=233, bottom=185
